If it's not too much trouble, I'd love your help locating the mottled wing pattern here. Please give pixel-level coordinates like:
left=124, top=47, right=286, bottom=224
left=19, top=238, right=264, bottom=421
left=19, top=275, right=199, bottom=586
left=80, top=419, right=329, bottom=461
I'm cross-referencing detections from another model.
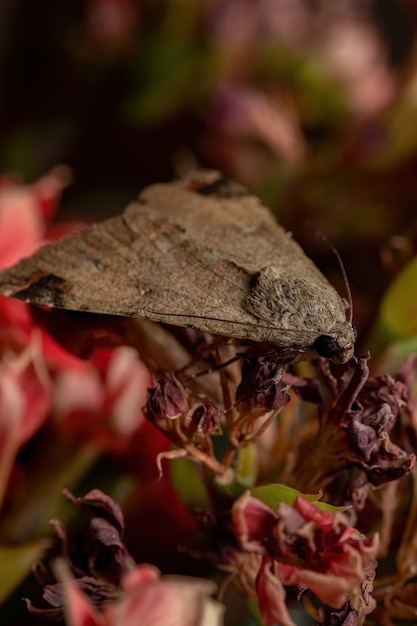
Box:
left=0, top=171, right=342, bottom=347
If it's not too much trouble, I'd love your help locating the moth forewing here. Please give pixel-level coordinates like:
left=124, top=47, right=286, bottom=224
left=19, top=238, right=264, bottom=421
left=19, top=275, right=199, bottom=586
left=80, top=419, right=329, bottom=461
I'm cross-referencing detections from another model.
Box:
left=0, top=170, right=355, bottom=364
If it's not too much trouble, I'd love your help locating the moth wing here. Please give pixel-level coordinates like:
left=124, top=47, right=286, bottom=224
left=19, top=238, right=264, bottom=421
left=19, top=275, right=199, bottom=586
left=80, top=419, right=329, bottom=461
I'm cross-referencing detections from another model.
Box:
left=0, top=199, right=266, bottom=342
left=135, top=175, right=346, bottom=340
left=138, top=175, right=317, bottom=278
left=0, top=172, right=340, bottom=347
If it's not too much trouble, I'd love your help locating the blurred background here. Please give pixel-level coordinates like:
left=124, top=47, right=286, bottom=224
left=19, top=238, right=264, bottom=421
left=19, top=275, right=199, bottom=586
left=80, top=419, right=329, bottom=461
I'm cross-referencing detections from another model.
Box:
left=1, top=0, right=417, bottom=351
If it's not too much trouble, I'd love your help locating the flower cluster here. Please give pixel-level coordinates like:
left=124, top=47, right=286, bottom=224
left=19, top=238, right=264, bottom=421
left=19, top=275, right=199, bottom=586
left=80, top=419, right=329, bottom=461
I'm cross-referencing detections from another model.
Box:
left=144, top=357, right=290, bottom=479
left=1, top=171, right=417, bottom=626
left=0, top=172, right=153, bottom=539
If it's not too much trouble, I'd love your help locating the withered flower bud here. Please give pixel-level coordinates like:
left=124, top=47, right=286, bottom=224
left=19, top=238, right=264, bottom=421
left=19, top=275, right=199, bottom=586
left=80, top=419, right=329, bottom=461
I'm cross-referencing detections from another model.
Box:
left=145, top=374, right=189, bottom=422
left=236, top=358, right=288, bottom=411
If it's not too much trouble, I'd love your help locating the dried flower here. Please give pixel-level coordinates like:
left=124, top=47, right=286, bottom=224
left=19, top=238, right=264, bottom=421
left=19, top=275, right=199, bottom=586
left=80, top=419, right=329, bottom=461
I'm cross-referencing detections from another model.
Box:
left=144, top=373, right=225, bottom=476
left=287, top=356, right=416, bottom=507
left=26, top=488, right=224, bottom=626
left=57, top=561, right=224, bottom=626
left=145, top=374, right=190, bottom=422
left=229, top=357, right=290, bottom=446
left=232, top=491, right=379, bottom=622
left=26, top=488, right=136, bottom=619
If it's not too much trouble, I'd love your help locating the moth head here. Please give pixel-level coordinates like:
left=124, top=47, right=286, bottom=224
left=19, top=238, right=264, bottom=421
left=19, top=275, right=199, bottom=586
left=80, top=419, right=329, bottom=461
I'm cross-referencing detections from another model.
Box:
left=312, top=323, right=357, bottom=364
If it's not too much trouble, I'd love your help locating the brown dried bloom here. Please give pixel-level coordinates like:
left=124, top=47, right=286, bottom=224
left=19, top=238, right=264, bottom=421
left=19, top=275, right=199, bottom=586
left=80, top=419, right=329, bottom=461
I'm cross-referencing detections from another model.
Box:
left=144, top=373, right=225, bottom=476
left=231, top=491, right=379, bottom=626
left=143, top=351, right=290, bottom=478
left=287, top=356, right=416, bottom=508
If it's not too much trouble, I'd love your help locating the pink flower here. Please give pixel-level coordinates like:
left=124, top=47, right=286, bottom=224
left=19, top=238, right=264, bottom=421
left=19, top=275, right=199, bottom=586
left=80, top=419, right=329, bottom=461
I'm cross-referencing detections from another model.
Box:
left=56, top=561, right=224, bottom=626
left=212, top=84, right=305, bottom=162
left=0, top=169, right=153, bottom=508
left=0, top=168, right=84, bottom=369
left=0, top=166, right=70, bottom=269
left=0, top=337, right=51, bottom=505
left=232, top=492, right=379, bottom=620
left=53, top=346, right=151, bottom=452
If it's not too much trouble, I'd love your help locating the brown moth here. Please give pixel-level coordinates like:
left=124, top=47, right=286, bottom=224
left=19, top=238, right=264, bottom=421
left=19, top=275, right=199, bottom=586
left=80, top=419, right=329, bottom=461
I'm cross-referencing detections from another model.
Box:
left=0, top=170, right=355, bottom=364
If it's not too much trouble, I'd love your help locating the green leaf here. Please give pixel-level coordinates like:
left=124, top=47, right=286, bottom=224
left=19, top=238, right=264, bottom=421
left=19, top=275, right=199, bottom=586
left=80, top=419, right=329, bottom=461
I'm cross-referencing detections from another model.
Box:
left=251, top=484, right=345, bottom=513
left=123, top=1, right=220, bottom=124
left=0, top=539, right=51, bottom=603
left=247, top=599, right=264, bottom=626
left=170, top=457, right=210, bottom=510
left=379, top=257, right=417, bottom=340
left=368, top=257, right=417, bottom=357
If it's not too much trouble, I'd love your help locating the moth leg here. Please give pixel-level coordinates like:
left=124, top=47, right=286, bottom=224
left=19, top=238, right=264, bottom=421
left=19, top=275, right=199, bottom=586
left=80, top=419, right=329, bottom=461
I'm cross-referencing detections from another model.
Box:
left=184, top=353, right=246, bottom=386
left=174, top=335, right=234, bottom=377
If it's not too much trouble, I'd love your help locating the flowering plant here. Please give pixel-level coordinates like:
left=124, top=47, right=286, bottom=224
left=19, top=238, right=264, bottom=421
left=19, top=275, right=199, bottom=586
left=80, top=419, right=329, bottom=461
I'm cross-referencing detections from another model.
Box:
left=3, top=2, right=417, bottom=625
left=0, top=169, right=417, bottom=626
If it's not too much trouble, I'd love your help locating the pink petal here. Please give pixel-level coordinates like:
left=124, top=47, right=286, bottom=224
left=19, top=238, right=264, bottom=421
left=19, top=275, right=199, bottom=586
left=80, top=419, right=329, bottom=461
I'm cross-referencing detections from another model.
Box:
left=121, top=564, right=160, bottom=591
left=109, top=572, right=222, bottom=626
left=105, top=347, right=149, bottom=436
left=0, top=166, right=70, bottom=268
left=256, top=557, right=295, bottom=626
left=0, top=339, right=51, bottom=504
left=54, top=561, right=105, bottom=626
left=31, top=165, right=71, bottom=220
left=232, top=490, right=277, bottom=552
left=54, top=366, right=103, bottom=415
left=279, top=562, right=357, bottom=609
left=0, top=187, right=44, bottom=268
left=293, top=497, right=355, bottom=542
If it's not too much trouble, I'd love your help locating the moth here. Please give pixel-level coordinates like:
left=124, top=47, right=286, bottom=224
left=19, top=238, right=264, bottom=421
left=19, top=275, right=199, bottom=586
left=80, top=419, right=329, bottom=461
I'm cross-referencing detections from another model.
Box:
left=0, top=170, right=355, bottom=365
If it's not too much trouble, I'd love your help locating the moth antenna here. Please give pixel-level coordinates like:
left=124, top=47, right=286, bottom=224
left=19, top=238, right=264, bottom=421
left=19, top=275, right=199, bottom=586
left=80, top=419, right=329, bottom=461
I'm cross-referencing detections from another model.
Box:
left=309, top=223, right=353, bottom=324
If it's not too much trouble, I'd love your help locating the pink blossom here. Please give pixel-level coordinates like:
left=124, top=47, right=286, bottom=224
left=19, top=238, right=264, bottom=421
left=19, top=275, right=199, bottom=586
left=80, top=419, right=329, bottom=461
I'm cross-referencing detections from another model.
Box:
left=0, top=168, right=84, bottom=369
left=0, top=338, right=51, bottom=505
left=212, top=84, right=305, bottom=162
left=0, top=166, right=70, bottom=269
left=53, top=346, right=150, bottom=451
left=0, top=171, right=151, bottom=453
left=57, top=561, right=224, bottom=626
left=316, top=19, right=396, bottom=117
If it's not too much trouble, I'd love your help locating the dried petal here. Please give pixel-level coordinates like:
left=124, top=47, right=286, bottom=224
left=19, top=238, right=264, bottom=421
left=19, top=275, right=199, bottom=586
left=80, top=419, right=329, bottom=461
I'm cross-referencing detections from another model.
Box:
left=28, top=489, right=136, bottom=619
left=256, top=556, right=295, bottom=626
left=52, top=560, right=224, bottom=626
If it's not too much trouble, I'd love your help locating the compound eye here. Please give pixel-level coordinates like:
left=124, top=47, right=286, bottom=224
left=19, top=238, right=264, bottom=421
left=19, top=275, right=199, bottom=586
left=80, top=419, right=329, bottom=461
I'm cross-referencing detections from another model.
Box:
left=313, top=335, right=340, bottom=359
